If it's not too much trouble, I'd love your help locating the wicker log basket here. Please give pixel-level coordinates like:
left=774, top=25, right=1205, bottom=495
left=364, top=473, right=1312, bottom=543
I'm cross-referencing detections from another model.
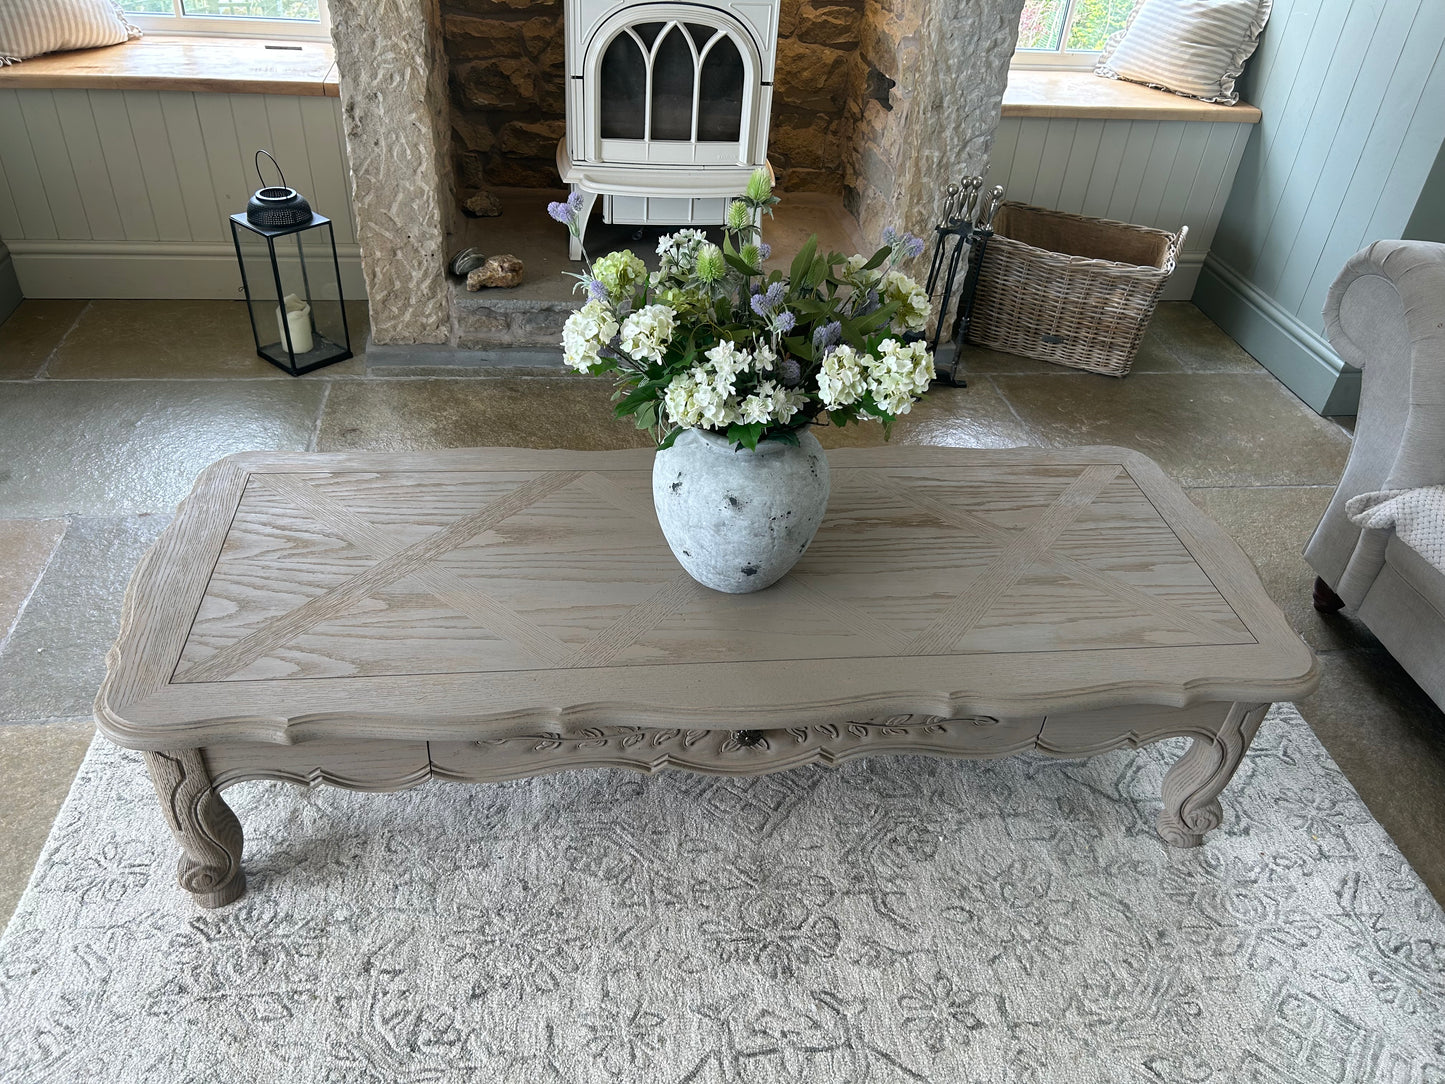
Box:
left=966, top=202, right=1187, bottom=377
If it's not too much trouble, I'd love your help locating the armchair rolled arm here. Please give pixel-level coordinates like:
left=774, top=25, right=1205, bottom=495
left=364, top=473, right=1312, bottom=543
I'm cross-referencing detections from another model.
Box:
left=1306, top=240, right=1445, bottom=594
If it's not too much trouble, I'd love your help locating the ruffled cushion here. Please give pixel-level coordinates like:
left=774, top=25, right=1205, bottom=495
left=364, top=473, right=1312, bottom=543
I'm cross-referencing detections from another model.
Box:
left=1095, top=0, right=1272, bottom=106
left=0, top=0, right=140, bottom=65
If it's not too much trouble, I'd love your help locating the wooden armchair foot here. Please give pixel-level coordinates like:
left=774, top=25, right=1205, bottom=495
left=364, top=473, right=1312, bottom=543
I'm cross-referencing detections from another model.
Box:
left=1312, top=576, right=1346, bottom=613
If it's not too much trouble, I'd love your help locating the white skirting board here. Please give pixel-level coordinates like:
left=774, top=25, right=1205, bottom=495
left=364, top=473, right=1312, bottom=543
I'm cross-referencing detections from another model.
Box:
left=6, top=240, right=366, bottom=300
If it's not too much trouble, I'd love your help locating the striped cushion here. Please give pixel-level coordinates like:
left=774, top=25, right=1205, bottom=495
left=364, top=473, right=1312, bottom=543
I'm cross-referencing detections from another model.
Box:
left=1095, top=0, right=1272, bottom=105
left=0, top=0, right=141, bottom=65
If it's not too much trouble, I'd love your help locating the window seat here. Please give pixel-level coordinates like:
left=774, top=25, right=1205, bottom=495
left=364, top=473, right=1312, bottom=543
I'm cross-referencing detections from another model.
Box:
left=0, top=34, right=337, bottom=96
left=1003, top=70, right=1261, bottom=123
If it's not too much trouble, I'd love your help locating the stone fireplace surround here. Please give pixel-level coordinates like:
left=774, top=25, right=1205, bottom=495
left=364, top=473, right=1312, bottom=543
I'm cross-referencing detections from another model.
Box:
left=327, top=0, right=1026, bottom=349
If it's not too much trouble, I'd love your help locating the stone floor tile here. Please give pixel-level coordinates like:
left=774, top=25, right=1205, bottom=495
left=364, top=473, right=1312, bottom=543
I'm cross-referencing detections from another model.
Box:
left=0, top=516, right=169, bottom=723
left=951, top=331, right=1186, bottom=376
left=1149, top=302, right=1264, bottom=372
left=44, top=300, right=367, bottom=379
left=0, top=519, right=66, bottom=643
left=989, top=371, right=1352, bottom=487
left=0, top=721, right=94, bottom=932
left=317, top=377, right=657, bottom=451
left=813, top=378, right=1040, bottom=449
left=0, top=380, right=326, bottom=517
left=0, top=300, right=87, bottom=380
left=1294, top=647, right=1445, bottom=906
left=1185, top=485, right=1377, bottom=653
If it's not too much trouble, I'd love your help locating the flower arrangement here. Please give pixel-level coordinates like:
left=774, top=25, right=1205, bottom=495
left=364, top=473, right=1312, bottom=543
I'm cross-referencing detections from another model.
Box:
left=548, top=169, right=935, bottom=451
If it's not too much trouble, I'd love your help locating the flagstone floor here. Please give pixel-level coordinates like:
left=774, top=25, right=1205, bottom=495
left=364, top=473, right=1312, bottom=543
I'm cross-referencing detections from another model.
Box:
left=1, top=297, right=1442, bottom=927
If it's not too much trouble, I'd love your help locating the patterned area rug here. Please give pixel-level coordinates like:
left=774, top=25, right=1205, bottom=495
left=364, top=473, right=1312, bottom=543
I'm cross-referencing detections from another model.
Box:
left=2, top=704, right=1444, bottom=1083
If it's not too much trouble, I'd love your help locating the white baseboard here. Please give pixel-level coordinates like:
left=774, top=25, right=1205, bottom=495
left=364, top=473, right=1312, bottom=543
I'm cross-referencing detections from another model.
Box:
left=1192, top=254, right=1359, bottom=416
left=6, top=240, right=367, bottom=301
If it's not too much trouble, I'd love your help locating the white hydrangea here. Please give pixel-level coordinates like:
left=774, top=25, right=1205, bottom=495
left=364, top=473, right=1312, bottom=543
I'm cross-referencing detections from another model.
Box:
left=882, top=270, right=931, bottom=333
left=664, top=365, right=738, bottom=429
left=817, top=344, right=869, bottom=408
left=619, top=304, right=676, bottom=363
left=705, top=340, right=749, bottom=383
left=866, top=338, right=934, bottom=415
left=561, top=300, right=618, bottom=373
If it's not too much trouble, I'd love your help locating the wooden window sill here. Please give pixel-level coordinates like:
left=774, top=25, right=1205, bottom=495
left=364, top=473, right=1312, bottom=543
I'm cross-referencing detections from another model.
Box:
left=0, top=34, right=338, bottom=96
left=1003, top=70, right=1261, bottom=123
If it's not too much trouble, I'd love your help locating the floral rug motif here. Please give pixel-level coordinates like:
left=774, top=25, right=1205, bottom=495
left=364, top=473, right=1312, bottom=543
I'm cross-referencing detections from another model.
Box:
left=2, top=704, right=1444, bottom=1083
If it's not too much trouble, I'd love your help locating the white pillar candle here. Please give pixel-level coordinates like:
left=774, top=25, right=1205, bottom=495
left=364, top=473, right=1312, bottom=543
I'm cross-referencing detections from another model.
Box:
left=276, top=294, right=314, bottom=354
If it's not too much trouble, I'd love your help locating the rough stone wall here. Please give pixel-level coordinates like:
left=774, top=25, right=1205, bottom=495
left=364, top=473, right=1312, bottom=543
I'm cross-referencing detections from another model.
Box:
left=442, top=0, right=866, bottom=195
left=329, top=0, right=454, bottom=344
left=444, top=0, right=565, bottom=189
left=847, top=0, right=1024, bottom=243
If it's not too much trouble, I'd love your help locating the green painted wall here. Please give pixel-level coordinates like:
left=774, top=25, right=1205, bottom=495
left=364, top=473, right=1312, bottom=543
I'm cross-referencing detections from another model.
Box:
left=1404, top=140, right=1445, bottom=243
left=1194, top=0, right=1445, bottom=415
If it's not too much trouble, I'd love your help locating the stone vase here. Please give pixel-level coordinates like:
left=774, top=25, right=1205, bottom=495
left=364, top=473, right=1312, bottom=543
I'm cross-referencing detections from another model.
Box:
left=651, top=428, right=831, bottom=593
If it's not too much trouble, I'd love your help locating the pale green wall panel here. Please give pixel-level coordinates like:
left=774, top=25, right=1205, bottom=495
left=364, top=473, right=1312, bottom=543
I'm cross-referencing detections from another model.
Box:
left=1196, top=0, right=1445, bottom=415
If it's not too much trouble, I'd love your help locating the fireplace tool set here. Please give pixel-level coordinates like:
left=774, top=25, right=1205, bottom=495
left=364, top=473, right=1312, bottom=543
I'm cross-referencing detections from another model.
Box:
left=924, top=176, right=1006, bottom=386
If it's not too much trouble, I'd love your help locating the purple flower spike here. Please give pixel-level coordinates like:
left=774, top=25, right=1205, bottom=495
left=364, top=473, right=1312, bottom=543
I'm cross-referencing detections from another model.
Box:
left=587, top=278, right=608, bottom=301
left=547, top=201, right=573, bottom=225
left=775, top=311, right=796, bottom=334
left=750, top=291, right=770, bottom=317
left=758, top=243, right=772, bottom=260
left=568, top=190, right=586, bottom=214
left=882, top=225, right=899, bottom=246
left=812, top=320, right=842, bottom=352
left=903, top=232, right=926, bottom=259
left=765, top=281, right=786, bottom=307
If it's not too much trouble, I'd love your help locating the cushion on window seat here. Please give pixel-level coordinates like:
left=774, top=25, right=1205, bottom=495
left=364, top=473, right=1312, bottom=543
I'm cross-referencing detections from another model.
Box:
left=0, top=0, right=140, bottom=65
left=1095, top=0, right=1272, bottom=105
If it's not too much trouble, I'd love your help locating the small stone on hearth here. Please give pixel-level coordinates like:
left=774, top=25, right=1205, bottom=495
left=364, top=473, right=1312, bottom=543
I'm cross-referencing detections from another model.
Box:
left=462, top=190, right=503, bottom=218
left=467, top=254, right=525, bottom=290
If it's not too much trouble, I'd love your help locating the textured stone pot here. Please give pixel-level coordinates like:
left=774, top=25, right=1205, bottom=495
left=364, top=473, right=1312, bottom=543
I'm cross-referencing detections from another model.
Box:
left=652, top=428, right=831, bottom=593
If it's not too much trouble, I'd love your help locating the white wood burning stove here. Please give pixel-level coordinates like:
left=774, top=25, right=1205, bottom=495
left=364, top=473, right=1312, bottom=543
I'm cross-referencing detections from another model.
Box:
left=560, top=0, right=780, bottom=259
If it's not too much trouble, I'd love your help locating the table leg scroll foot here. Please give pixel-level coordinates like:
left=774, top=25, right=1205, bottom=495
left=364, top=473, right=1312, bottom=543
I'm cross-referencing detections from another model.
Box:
left=144, top=748, right=246, bottom=908
left=1156, top=702, right=1268, bottom=848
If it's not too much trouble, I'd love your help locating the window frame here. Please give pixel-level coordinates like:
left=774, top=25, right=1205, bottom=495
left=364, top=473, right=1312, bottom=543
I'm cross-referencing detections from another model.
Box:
left=124, top=0, right=331, bottom=41
left=1010, top=0, right=1115, bottom=71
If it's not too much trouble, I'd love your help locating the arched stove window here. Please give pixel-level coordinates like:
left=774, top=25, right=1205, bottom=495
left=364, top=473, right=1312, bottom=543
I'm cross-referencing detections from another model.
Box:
left=598, top=20, right=745, bottom=143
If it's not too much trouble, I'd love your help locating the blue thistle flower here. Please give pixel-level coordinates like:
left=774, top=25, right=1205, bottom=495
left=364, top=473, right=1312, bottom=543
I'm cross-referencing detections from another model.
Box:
left=775, top=311, right=796, bottom=334
left=750, top=291, right=770, bottom=317
left=903, top=232, right=926, bottom=259
left=587, top=278, right=608, bottom=301
left=882, top=225, right=900, bottom=246
left=758, top=243, right=772, bottom=261
left=779, top=357, right=802, bottom=387
left=765, top=281, right=786, bottom=308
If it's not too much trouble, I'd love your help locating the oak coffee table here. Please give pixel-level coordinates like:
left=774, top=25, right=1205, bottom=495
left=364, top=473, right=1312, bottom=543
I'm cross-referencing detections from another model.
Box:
left=97, top=445, right=1319, bottom=907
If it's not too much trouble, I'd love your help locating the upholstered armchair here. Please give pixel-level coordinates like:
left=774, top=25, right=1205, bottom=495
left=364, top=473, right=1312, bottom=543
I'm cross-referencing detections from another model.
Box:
left=1305, top=239, right=1445, bottom=709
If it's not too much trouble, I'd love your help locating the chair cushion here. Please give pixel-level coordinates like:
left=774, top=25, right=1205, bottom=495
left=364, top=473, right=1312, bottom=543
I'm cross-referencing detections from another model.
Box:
left=1095, top=0, right=1272, bottom=105
left=0, top=0, right=140, bottom=65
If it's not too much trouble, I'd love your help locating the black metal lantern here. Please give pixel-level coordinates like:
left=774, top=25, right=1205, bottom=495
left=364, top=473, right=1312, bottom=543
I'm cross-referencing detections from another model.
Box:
left=230, top=150, right=352, bottom=376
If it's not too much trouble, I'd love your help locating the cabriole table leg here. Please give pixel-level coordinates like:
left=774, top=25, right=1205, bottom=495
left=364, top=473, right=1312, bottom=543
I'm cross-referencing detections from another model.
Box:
left=143, top=747, right=246, bottom=908
left=1156, top=702, right=1269, bottom=848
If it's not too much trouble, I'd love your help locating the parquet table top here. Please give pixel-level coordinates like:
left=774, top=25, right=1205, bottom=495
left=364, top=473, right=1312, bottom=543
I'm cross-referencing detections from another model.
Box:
left=97, top=445, right=1318, bottom=750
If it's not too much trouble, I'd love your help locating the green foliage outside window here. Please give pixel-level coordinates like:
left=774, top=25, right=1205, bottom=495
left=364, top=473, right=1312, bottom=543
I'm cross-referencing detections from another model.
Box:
left=1017, top=0, right=1136, bottom=52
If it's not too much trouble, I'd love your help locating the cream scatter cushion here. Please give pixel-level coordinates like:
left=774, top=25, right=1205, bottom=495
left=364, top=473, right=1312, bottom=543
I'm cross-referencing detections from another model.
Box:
left=1095, top=0, right=1272, bottom=105
left=0, top=0, right=141, bottom=65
